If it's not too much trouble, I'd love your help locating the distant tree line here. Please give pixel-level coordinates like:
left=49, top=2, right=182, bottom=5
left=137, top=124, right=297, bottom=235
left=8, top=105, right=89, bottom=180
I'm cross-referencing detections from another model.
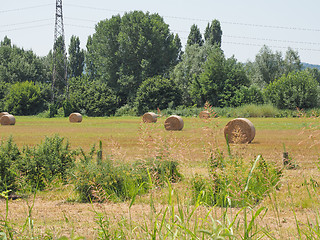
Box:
left=0, top=10, right=319, bottom=116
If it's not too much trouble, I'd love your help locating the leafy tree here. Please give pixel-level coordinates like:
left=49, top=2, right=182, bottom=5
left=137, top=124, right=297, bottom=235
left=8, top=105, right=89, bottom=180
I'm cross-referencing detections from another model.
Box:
left=5, top=81, right=46, bottom=115
left=187, top=24, right=203, bottom=46
left=88, top=11, right=181, bottom=105
left=246, top=46, right=303, bottom=87
left=193, top=47, right=249, bottom=107
left=204, top=20, right=222, bottom=47
left=264, top=70, right=319, bottom=109
left=135, top=76, right=182, bottom=114
left=0, top=37, right=50, bottom=84
left=68, top=35, right=84, bottom=78
left=172, top=43, right=217, bottom=106
left=305, top=67, right=320, bottom=84
left=68, top=76, right=118, bottom=116
left=52, top=36, right=68, bottom=99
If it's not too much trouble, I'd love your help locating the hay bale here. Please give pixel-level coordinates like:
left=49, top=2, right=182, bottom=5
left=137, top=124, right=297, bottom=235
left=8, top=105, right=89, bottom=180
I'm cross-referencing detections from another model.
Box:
left=0, top=112, right=9, bottom=118
left=199, top=110, right=210, bottom=119
left=164, top=115, right=184, bottom=131
left=69, top=113, right=82, bottom=123
left=0, top=114, right=15, bottom=125
left=224, top=118, right=255, bottom=144
left=142, top=112, right=158, bottom=123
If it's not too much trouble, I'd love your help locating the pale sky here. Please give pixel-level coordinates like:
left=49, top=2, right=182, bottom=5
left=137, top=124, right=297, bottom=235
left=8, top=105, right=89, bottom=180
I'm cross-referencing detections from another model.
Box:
left=1, top=0, right=319, bottom=65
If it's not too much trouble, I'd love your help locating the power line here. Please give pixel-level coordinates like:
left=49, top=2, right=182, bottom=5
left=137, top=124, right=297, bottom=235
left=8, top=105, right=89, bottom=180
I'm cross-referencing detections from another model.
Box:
left=0, top=24, right=52, bottom=33
left=63, top=3, right=320, bottom=33
left=0, top=4, right=54, bottom=14
left=0, top=19, right=53, bottom=28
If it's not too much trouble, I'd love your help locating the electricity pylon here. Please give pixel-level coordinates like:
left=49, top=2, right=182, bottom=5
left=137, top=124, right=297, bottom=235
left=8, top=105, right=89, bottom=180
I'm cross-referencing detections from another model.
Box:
left=52, top=0, right=68, bottom=102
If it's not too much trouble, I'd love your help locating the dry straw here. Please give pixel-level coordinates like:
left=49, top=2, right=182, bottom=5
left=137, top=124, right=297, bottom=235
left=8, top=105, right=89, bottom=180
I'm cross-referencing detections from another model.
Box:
left=142, top=112, right=158, bottom=123
left=164, top=115, right=184, bottom=131
left=69, top=113, right=82, bottom=123
left=199, top=110, right=210, bottom=119
left=0, top=112, right=9, bottom=118
left=0, top=114, right=16, bottom=125
left=224, top=118, right=255, bottom=144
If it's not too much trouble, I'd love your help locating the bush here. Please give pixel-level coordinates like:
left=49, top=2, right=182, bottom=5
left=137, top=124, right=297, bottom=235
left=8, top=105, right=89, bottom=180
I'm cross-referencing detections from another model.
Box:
left=191, top=150, right=282, bottom=207
left=135, top=76, right=182, bottom=115
left=5, top=81, right=46, bottom=115
left=74, top=142, right=182, bottom=203
left=18, top=135, right=77, bottom=190
left=69, top=77, right=119, bottom=117
left=264, top=70, right=319, bottom=109
left=0, top=137, right=20, bottom=192
left=230, top=85, right=264, bottom=107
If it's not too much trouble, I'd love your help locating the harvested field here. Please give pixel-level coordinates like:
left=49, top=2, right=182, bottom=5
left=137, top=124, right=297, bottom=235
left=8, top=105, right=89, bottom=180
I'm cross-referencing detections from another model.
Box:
left=0, top=116, right=320, bottom=239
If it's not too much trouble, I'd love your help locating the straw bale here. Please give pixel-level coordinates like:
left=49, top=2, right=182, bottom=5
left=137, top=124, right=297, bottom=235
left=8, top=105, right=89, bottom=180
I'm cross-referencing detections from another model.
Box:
left=142, top=112, right=158, bottom=123
left=164, top=115, right=184, bottom=131
left=0, top=114, right=15, bottom=125
left=224, top=118, right=255, bottom=144
left=69, top=113, right=82, bottom=123
left=199, top=110, right=210, bottom=119
left=0, top=112, right=9, bottom=118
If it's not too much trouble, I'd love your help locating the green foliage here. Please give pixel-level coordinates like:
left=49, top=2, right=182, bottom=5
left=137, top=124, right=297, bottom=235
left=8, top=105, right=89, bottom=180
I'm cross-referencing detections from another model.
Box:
left=114, top=104, right=137, bottom=116
left=74, top=142, right=182, bottom=203
left=204, top=19, right=222, bottom=46
left=187, top=24, right=203, bottom=46
left=264, top=70, right=319, bottom=109
left=135, top=76, right=182, bottom=115
left=87, top=11, right=181, bottom=104
left=5, top=81, right=46, bottom=115
left=230, top=85, right=264, bottom=107
left=0, top=37, right=50, bottom=84
left=69, top=76, right=118, bottom=116
left=246, top=46, right=302, bottom=87
left=0, top=137, right=20, bottom=192
left=172, top=44, right=217, bottom=106
left=18, top=135, right=76, bottom=190
left=194, top=47, right=249, bottom=107
left=192, top=151, right=282, bottom=207
left=68, top=35, right=84, bottom=78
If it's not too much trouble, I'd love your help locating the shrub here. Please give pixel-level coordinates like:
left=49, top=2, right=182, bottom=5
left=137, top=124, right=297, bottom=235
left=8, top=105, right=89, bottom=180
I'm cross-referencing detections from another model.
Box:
left=230, top=85, right=264, bottom=107
left=135, top=76, right=182, bottom=115
left=191, top=150, right=282, bottom=207
left=18, top=135, right=77, bottom=190
left=264, top=70, right=319, bottom=109
left=74, top=142, right=182, bottom=203
left=0, top=137, right=20, bottom=192
left=5, top=81, right=46, bottom=115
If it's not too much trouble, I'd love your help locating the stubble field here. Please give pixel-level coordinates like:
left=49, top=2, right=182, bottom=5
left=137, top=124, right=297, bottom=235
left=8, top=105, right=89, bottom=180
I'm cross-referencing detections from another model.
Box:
left=1, top=115, right=320, bottom=239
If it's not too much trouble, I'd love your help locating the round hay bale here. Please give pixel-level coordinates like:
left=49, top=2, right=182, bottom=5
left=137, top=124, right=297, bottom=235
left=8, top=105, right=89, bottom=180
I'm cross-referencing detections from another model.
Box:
left=0, top=112, right=9, bottom=118
left=142, top=112, right=158, bottom=123
left=164, top=115, right=184, bottom=131
left=0, top=114, right=15, bottom=125
left=199, top=110, right=210, bottom=119
left=69, top=113, right=82, bottom=123
left=224, top=118, right=255, bottom=144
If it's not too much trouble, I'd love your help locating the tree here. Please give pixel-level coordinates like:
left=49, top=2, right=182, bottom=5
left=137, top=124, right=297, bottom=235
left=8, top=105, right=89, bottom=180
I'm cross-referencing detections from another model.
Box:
left=193, top=47, right=249, bottom=107
left=135, top=76, right=182, bottom=114
left=68, top=35, right=84, bottom=78
left=68, top=76, right=118, bottom=116
left=187, top=24, right=203, bottom=46
left=5, top=81, right=45, bottom=115
left=204, top=20, right=222, bottom=47
left=0, top=37, right=50, bottom=84
left=88, top=11, right=181, bottom=105
left=172, top=43, right=217, bottom=106
left=246, top=46, right=303, bottom=87
left=264, top=70, right=319, bottom=109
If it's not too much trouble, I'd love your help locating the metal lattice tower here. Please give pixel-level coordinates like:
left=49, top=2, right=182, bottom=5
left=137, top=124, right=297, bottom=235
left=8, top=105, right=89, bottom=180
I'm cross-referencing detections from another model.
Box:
left=52, top=0, right=68, bottom=102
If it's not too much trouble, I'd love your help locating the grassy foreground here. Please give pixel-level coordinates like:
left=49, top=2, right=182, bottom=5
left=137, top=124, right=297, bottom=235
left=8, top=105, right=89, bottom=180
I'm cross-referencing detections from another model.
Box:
left=0, top=116, right=320, bottom=239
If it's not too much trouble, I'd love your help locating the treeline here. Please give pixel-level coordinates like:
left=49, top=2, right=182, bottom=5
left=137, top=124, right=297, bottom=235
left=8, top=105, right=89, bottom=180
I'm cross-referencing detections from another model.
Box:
left=0, top=11, right=320, bottom=117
